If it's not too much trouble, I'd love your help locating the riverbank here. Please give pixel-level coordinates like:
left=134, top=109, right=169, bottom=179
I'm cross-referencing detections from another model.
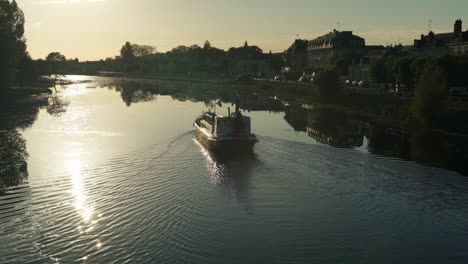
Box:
left=235, top=79, right=468, bottom=137
left=6, top=86, right=52, bottom=97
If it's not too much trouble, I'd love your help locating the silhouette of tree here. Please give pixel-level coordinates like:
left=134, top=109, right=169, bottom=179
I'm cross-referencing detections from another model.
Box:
left=203, top=40, right=212, bottom=50
left=370, top=57, right=391, bottom=90
left=17, top=53, right=38, bottom=84
left=315, top=69, right=343, bottom=100
left=412, top=64, right=448, bottom=125
left=0, top=0, right=27, bottom=89
left=131, top=44, right=156, bottom=57
left=120, top=41, right=135, bottom=61
left=46, top=52, right=66, bottom=86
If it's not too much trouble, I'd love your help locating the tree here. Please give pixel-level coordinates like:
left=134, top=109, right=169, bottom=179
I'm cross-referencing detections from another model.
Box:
left=131, top=44, right=156, bottom=57
left=412, top=64, right=448, bottom=125
left=0, top=0, right=27, bottom=89
left=120, top=42, right=135, bottom=61
left=203, top=40, right=212, bottom=50
left=392, top=56, right=414, bottom=91
left=370, top=57, right=393, bottom=92
left=17, top=53, right=38, bottom=84
left=46, top=52, right=66, bottom=63
left=315, top=69, right=342, bottom=100
left=370, top=58, right=386, bottom=84
left=46, top=52, right=66, bottom=85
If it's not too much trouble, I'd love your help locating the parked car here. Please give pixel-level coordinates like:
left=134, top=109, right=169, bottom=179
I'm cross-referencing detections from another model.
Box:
left=352, top=80, right=359, bottom=87
left=298, top=76, right=310, bottom=83
left=345, top=80, right=351, bottom=86
left=358, top=80, right=369, bottom=87
left=273, top=75, right=282, bottom=81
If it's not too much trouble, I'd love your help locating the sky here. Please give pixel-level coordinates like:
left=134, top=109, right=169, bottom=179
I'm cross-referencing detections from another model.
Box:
left=16, top=0, right=468, bottom=61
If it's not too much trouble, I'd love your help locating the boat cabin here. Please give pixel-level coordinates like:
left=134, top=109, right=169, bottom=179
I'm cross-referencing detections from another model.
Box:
left=197, top=111, right=252, bottom=137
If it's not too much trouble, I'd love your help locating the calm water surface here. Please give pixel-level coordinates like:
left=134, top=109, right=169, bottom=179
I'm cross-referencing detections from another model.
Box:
left=1, top=76, right=468, bottom=263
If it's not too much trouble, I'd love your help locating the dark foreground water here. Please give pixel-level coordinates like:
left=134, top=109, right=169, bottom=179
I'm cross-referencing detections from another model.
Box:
left=1, top=76, right=468, bottom=263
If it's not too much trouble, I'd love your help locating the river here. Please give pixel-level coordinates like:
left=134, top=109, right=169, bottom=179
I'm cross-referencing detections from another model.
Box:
left=1, top=76, right=468, bottom=263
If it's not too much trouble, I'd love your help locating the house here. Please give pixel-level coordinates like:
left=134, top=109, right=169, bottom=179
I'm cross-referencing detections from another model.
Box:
left=283, top=30, right=366, bottom=74
left=306, top=30, right=366, bottom=69
left=412, top=19, right=468, bottom=56
left=348, top=46, right=386, bottom=84
left=283, top=39, right=308, bottom=73
left=227, top=42, right=273, bottom=76
left=448, top=19, right=468, bottom=56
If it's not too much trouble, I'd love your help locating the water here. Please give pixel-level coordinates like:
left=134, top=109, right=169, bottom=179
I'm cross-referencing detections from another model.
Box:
left=1, top=76, right=468, bottom=263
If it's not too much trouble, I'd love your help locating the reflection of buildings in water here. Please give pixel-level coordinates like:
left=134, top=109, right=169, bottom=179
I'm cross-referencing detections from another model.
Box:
left=283, top=106, right=308, bottom=131
left=283, top=106, right=369, bottom=148
left=306, top=126, right=364, bottom=148
left=239, top=94, right=286, bottom=112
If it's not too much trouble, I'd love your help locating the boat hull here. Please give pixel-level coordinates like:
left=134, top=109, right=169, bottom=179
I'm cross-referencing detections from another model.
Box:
left=194, top=124, right=258, bottom=154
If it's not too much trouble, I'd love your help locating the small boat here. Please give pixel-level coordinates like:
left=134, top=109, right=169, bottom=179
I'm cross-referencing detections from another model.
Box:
left=194, top=101, right=258, bottom=153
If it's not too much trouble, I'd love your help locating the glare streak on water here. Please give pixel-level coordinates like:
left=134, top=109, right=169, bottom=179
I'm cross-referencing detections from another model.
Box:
left=0, top=76, right=468, bottom=263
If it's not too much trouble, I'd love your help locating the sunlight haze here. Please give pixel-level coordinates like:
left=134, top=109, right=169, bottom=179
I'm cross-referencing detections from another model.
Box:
left=17, top=0, right=468, bottom=60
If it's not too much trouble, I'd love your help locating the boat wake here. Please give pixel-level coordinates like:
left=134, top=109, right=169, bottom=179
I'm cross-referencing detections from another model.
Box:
left=129, top=130, right=193, bottom=178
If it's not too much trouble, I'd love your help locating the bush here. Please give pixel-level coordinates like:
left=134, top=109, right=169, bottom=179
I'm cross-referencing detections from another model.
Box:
left=315, top=69, right=342, bottom=100
left=412, top=64, right=448, bottom=125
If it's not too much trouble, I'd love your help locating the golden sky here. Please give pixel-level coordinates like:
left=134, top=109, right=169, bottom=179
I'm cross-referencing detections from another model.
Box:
left=17, top=0, right=467, bottom=61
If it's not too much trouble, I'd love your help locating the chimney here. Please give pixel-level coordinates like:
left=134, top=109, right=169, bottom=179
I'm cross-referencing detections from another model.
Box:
left=454, top=19, right=462, bottom=36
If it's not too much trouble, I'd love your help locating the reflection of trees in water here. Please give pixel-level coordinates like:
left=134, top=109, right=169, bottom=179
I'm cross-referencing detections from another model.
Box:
left=0, top=131, right=29, bottom=194
left=289, top=106, right=468, bottom=175
left=113, top=83, right=159, bottom=106
left=367, top=125, right=410, bottom=159
left=0, top=95, right=49, bottom=194
left=47, top=95, right=70, bottom=117
left=106, top=80, right=240, bottom=106
left=239, top=94, right=286, bottom=113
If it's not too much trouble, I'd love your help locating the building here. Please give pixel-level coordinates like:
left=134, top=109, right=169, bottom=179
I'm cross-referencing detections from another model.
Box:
left=306, top=30, right=366, bottom=69
left=283, top=30, right=366, bottom=74
left=348, top=46, right=386, bottom=84
left=448, top=19, right=468, bottom=56
left=228, top=42, right=273, bottom=76
left=412, top=19, right=468, bottom=56
left=283, top=39, right=308, bottom=73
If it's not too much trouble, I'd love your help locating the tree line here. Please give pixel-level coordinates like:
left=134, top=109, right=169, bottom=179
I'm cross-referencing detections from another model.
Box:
left=370, top=52, right=468, bottom=92
left=39, top=40, right=284, bottom=77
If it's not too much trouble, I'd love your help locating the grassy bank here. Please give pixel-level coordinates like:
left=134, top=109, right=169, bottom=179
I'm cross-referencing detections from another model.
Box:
left=7, top=86, right=52, bottom=97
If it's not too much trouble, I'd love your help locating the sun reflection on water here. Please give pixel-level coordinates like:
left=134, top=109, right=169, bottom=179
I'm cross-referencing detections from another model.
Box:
left=193, top=139, right=225, bottom=184
left=68, top=159, right=95, bottom=225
